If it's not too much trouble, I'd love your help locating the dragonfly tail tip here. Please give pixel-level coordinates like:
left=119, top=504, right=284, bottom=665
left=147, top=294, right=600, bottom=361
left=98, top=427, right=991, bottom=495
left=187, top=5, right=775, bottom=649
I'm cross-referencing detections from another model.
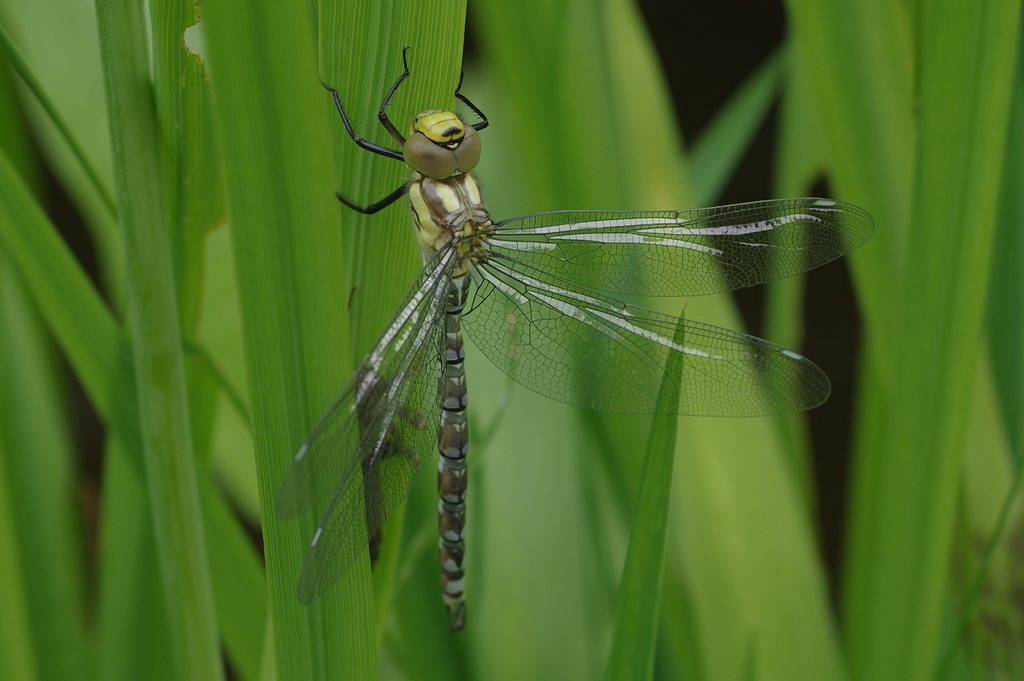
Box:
left=447, top=603, right=466, bottom=632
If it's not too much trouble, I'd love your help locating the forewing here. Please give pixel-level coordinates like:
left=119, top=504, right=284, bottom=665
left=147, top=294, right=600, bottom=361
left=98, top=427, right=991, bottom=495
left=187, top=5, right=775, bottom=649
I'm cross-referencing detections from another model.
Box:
left=275, top=248, right=455, bottom=603
left=489, top=198, right=873, bottom=297
left=464, top=254, right=829, bottom=416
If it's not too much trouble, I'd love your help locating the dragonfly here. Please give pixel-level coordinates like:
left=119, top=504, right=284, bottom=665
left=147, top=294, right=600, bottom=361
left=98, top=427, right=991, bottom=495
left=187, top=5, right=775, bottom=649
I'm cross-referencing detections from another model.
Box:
left=276, top=48, right=873, bottom=632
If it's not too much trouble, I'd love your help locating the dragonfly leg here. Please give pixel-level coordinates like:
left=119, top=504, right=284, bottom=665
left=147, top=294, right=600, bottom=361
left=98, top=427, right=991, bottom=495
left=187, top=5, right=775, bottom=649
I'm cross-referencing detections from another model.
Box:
left=375, top=46, right=412, bottom=146
left=454, top=68, right=488, bottom=132
left=320, top=79, right=404, bottom=161
left=335, top=184, right=407, bottom=215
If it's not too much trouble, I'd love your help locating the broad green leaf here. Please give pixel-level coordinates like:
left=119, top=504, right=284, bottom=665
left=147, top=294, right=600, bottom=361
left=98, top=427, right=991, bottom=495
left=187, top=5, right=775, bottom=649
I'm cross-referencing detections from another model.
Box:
left=201, top=0, right=371, bottom=672
left=318, top=0, right=471, bottom=648
left=828, top=1, right=1020, bottom=679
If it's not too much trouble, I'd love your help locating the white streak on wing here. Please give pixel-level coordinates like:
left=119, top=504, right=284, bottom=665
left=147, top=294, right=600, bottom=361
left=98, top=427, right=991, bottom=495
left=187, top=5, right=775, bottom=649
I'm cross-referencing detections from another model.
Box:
left=491, top=258, right=723, bottom=361
left=369, top=250, right=453, bottom=369
left=668, top=212, right=821, bottom=237
left=408, top=278, right=449, bottom=355
left=587, top=308, right=720, bottom=359
left=543, top=231, right=720, bottom=254
left=363, top=369, right=412, bottom=469
left=497, top=211, right=826, bottom=249
left=489, top=263, right=608, bottom=309
left=525, top=290, right=584, bottom=323
left=479, top=267, right=529, bottom=305
left=526, top=291, right=628, bottom=348
left=507, top=216, right=680, bottom=235
left=370, top=291, right=427, bottom=370
left=486, top=238, right=558, bottom=253
left=391, top=318, right=415, bottom=356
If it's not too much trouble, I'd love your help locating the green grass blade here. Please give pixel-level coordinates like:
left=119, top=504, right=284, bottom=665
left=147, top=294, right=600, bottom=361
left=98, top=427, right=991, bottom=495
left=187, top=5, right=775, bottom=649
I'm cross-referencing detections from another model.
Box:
left=0, top=148, right=125, bottom=428
left=203, top=477, right=267, bottom=681
left=762, top=37, right=827, bottom=510
left=0, top=136, right=162, bottom=680
left=150, top=0, right=225, bottom=336
left=149, top=4, right=260, bottom=670
left=0, top=54, right=89, bottom=681
left=838, top=1, right=1022, bottom=678
left=0, top=435, right=37, bottom=681
left=771, top=40, right=824, bottom=199
left=986, top=51, right=1024, bottom=460
left=605, top=315, right=685, bottom=681
left=783, top=0, right=914, bottom=373
left=0, top=23, right=116, bottom=215
left=935, top=354, right=1022, bottom=680
left=96, top=435, right=161, bottom=681
left=94, top=0, right=223, bottom=677
left=1, top=0, right=124, bottom=306
left=0, top=258, right=89, bottom=681
left=689, top=47, right=785, bottom=206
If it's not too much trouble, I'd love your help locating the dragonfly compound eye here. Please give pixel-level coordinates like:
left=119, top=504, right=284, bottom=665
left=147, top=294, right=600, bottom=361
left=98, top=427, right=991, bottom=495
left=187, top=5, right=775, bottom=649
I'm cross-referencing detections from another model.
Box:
left=404, top=110, right=480, bottom=178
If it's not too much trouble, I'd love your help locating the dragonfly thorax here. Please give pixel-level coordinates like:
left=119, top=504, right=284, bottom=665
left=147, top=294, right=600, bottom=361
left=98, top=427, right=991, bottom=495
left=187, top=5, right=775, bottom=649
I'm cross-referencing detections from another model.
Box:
left=403, top=110, right=481, bottom=179
left=409, top=170, right=493, bottom=276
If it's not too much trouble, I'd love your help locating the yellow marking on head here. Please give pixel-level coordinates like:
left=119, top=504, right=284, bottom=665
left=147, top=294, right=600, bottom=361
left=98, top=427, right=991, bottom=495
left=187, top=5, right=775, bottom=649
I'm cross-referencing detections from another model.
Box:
left=411, top=110, right=465, bottom=148
left=403, top=112, right=480, bottom=179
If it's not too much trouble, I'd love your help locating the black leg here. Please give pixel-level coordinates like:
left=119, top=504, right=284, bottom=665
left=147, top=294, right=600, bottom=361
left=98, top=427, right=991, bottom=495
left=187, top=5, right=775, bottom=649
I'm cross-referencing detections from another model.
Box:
left=376, top=47, right=412, bottom=145
left=454, top=68, right=488, bottom=131
left=335, top=184, right=408, bottom=215
left=321, top=79, right=405, bottom=162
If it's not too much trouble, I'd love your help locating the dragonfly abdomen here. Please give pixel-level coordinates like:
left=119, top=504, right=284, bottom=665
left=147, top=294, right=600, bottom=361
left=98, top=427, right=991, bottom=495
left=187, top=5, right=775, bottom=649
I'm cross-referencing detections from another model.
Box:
left=438, top=274, right=471, bottom=631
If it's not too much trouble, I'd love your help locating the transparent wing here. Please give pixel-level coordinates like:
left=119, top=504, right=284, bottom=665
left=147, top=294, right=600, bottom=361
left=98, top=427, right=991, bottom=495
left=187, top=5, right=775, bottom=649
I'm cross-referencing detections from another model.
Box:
left=488, top=198, right=873, bottom=297
left=275, top=247, right=456, bottom=603
left=464, top=254, right=829, bottom=417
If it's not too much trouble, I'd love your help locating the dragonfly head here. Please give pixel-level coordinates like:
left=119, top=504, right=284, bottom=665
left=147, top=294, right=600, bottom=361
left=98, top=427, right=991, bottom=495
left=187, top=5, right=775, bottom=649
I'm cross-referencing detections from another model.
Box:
left=404, top=110, right=481, bottom=179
